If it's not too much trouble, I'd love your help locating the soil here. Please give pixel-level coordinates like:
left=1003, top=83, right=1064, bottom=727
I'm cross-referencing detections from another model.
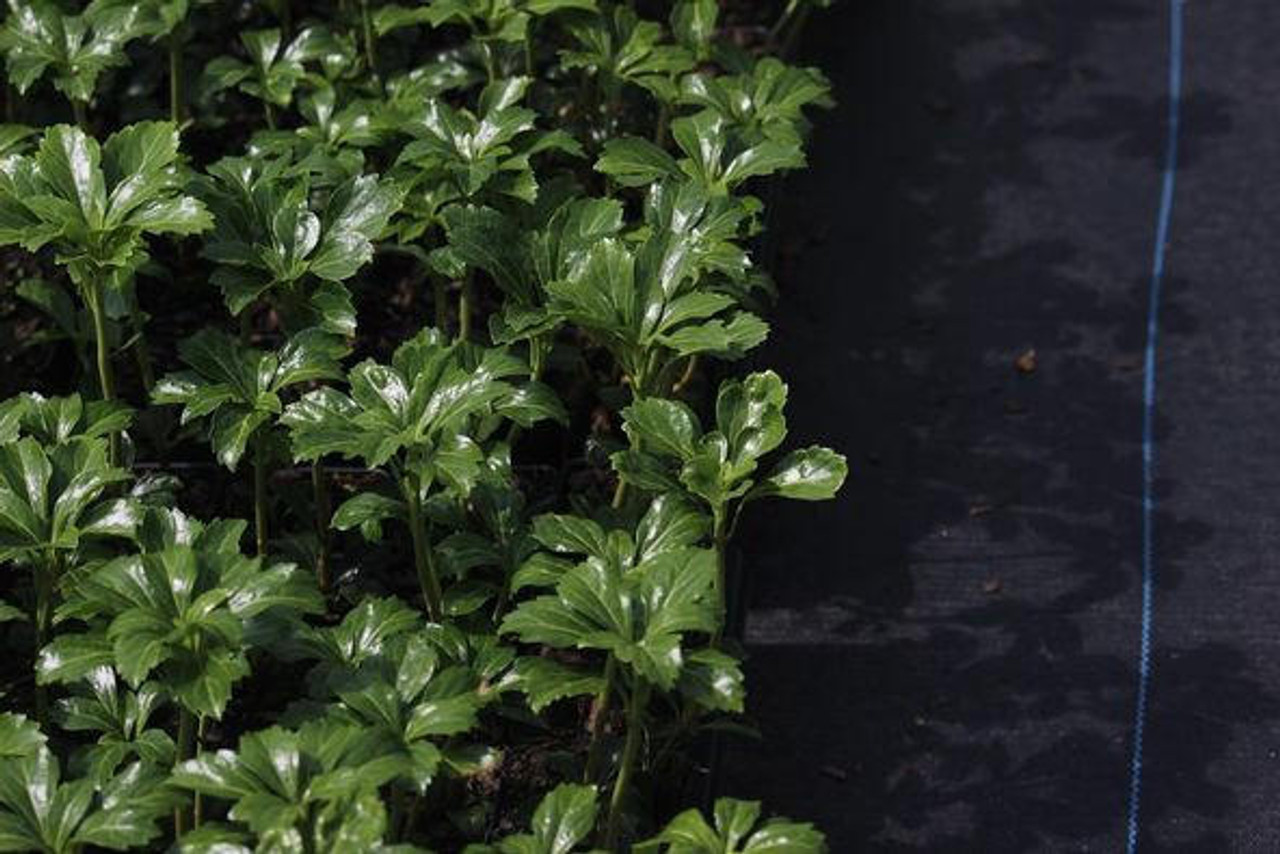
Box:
left=717, top=1, right=1280, bottom=851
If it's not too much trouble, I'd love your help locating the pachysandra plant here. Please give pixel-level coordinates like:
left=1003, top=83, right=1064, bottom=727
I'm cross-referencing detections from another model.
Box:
left=170, top=719, right=403, bottom=850
left=613, top=370, right=847, bottom=626
left=636, top=797, right=828, bottom=853
left=201, top=26, right=349, bottom=128
left=55, top=665, right=174, bottom=783
left=318, top=629, right=493, bottom=805
left=501, top=494, right=720, bottom=847
left=677, top=56, right=833, bottom=147
left=282, top=326, right=566, bottom=619
left=436, top=192, right=623, bottom=378
left=388, top=74, right=582, bottom=337
left=198, top=154, right=402, bottom=336
left=0, top=744, right=179, bottom=853
left=152, top=326, right=348, bottom=560
left=375, top=0, right=596, bottom=82
left=0, top=0, right=841, bottom=850
left=0, top=426, right=137, bottom=721
left=0, top=121, right=211, bottom=459
left=38, top=514, right=324, bottom=829
left=560, top=4, right=693, bottom=119
left=462, top=782, right=600, bottom=854
left=0, top=0, right=152, bottom=124
left=545, top=180, right=765, bottom=404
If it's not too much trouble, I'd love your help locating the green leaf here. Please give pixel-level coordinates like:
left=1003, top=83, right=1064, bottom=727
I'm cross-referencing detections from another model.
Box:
left=671, top=0, right=717, bottom=57
left=309, top=174, right=403, bottom=281
left=620, top=398, right=700, bottom=459
left=37, top=634, right=115, bottom=685
left=751, top=446, right=847, bottom=502
left=635, top=493, right=709, bottom=560
left=511, top=658, right=603, bottom=713
left=0, top=1, right=143, bottom=102
left=0, top=122, right=208, bottom=287
left=0, top=713, right=45, bottom=759
left=331, top=491, right=405, bottom=541
left=0, top=748, right=173, bottom=854
left=659, top=312, right=769, bottom=358
left=209, top=407, right=272, bottom=469
left=595, top=137, right=679, bottom=187
left=530, top=514, right=611, bottom=560
left=677, top=649, right=744, bottom=714
left=528, top=783, right=599, bottom=854
left=641, top=797, right=827, bottom=853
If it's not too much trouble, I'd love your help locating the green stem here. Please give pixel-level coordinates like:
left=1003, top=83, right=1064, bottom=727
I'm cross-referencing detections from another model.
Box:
left=168, top=28, right=184, bottom=124
left=433, top=277, right=448, bottom=332
left=604, top=677, right=649, bottom=849
left=403, top=476, right=444, bottom=620
left=524, top=20, right=535, bottom=75
left=174, top=708, right=196, bottom=835
left=583, top=654, right=617, bottom=783
left=480, top=40, right=497, bottom=82
left=768, top=0, right=802, bottom=46
left=671, top=354, right=698, bottom=395
left=85, top=280, right=120, bottom=465
left=128, top=293, right=155, bottom=393
left=71, top=98, right=87, bottom=130
left=712, top=507, right=729, bottom=644
left=32, top=556, right=55, bottom=728
left=654, top=103, right=670, bottom=147
left=254, top=433, right=269, bottom=557
left=360, top=0, right=378, bottom=80
left=610, top=478, right=628, bottom=511
left=312, top=461, right=331, bottom=593
left=457, top=271, right=474, bottom=342
left=504, top=336, right=548, bottom=447
left=264, top=101, right=277, bottom=130
left=193, top=716, right=206, bottom=828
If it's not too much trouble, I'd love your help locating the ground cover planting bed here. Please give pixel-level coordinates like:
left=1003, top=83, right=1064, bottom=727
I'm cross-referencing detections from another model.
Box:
left=0, top=0, right=848, bottom=851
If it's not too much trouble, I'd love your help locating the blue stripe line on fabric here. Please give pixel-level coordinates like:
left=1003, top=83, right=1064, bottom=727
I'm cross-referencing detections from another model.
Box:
left=1126, top=1, right=1184, bottom=851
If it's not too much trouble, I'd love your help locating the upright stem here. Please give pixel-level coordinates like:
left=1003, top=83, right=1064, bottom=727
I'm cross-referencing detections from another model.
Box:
left=457, top=271, right=474, bottom=342
left=71, top=98, right=87, bottom=130
left=32, top=556, right=55, bottom=727
left=85, top=280, right=120, bottom=465
left=312, top=461, right=331, bottom=593
left=768, top=0, right=801, bottom=46
left=671, top=354, right=698, bottom=395
left=712, top=507, right=729, bottom=643
left=264, top=101, right=277, bottom=130
left=582, top=654, right=617, bottom=783
left=193, top=716, right=206, bottom=828
left=403, top=476, right=444, bottom=620
left=480, top=41, right=497, bottom=82
left=359, top=0, right=378, bottom=80
left=128, top=293, right=155, bottom=393
left=604, top=678, right=649, bottom=849
left=433, top=277, right=448, bottom=332
left=174, top=708, right=196, bottom=835
left=168, top=27, right=184, bottom=124
left=654, top=103, right=670, bottom=147
left=254, top=433, right=269, bottom=557
left=524, top=20, right=535, bottom=75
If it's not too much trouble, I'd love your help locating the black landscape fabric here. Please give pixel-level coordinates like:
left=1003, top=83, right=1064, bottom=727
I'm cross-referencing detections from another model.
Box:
left=719, top=1, right=1280, bottom=850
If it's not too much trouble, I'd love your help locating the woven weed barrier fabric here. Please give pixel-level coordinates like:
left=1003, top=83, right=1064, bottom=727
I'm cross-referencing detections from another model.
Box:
left=719, top=1, right=1280, bottom=850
